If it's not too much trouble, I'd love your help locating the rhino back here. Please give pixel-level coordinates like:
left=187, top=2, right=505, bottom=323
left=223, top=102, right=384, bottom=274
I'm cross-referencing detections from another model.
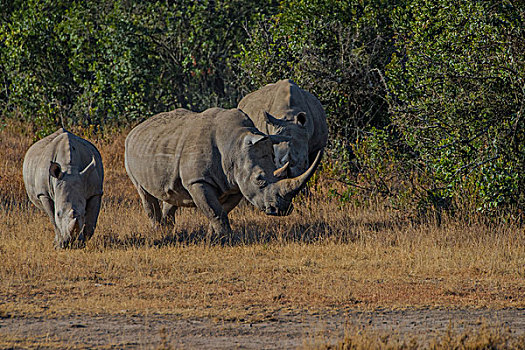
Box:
left=23, top=128, right=103, bottom=206
left=238, top=81, right=285, bottom=134
left=125, top=108, right=247, bottom=204
left=238, top=79, right=328, bottom=154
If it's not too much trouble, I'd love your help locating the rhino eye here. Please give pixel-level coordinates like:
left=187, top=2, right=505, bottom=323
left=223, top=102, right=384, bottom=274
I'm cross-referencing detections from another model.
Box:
left=56, top=210, right=62, bottom=218
left=255, top=174, right=267, bottom=188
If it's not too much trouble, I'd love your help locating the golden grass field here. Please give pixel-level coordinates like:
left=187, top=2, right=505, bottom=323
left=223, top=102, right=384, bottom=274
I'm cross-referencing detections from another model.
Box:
left=1, top=122, right=525, bottom=348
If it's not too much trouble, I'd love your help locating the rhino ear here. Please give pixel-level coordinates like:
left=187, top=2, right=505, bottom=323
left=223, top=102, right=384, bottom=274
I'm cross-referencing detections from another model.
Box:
left=80, top=156, right=97, bottom=177
left=295, top=112, right=307, bottom=126
left=263, top=111, right=287, bottom=127
left=244, top=133, right=268, bottom=146
left=268, top=135, right=291, bottom=144
left=49, top=162, right=63, bottom=179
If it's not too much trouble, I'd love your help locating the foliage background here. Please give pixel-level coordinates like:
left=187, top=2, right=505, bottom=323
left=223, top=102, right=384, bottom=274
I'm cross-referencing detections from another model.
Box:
left=1, top=0, right=523, bottom=215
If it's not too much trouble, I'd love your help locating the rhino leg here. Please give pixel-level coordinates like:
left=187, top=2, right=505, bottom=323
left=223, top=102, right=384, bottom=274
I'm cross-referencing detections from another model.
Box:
left=79, top=194, right=102, bottom=245
left=38, top=195, right=55, bottom=224
left=215, top=194, right=243, bottom=245
left=39, top=196, right=63, bottom=248
left=221, top=193, right=243, bottom=214
left=136, top=186, right=162, bottom=226
left=160, top=202, right=177, bottom=227
left=187, top=183, right=231, bottom=243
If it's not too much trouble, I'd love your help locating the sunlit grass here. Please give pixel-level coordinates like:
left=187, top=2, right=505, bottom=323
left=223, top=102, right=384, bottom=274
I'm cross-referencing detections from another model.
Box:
left=303, top=323, right=525, bottom=350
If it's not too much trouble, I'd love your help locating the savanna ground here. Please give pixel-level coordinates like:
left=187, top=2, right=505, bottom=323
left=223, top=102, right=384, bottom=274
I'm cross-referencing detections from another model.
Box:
left=1, top=123, right=525, bottom=349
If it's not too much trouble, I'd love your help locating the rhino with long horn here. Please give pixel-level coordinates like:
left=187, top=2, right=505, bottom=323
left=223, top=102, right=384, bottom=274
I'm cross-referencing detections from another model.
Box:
left=238, top=79, right=328, bottom=177
left=23, top=128, right=104, bottom=248
left=124, top=108, right=321, bottom=240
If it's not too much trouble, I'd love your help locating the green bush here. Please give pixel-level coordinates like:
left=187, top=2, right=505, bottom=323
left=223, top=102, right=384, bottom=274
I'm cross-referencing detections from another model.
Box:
left=387, top=0, right=525, bottom=213
left=0, top=0, right=277, bottom=136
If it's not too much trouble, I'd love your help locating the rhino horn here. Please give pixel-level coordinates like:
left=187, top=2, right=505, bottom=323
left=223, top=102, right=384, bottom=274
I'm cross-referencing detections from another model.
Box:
left=79, top=156, right=97, bottom=177
left=264, top=111, right=287, bottom=127
left=277, top=149, right=323, bottom=198
left=68, top=217, right=80, bottom=235
left=273, top=162, right=289, bottom=178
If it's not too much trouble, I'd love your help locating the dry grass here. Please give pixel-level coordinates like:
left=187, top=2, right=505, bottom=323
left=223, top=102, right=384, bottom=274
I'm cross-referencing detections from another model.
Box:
left=304, top=323, right=525, bottom=349
left=1, top=121, right=525, bottom=322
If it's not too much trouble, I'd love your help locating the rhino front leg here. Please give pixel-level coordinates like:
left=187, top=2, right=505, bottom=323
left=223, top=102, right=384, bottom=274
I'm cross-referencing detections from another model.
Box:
left=38, top=195, right=62, bottom=248
left=221, top=194, right=243, bottom=214
left=79, top=194, right=102, bottom=245
left=218, top=194, right=243, bottom=245
left=187, top=183, right=231, bottom=243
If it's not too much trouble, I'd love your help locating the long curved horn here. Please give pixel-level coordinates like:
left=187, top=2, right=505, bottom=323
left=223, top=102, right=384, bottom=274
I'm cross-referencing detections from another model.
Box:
left=277, top=149, right=323, bottom=199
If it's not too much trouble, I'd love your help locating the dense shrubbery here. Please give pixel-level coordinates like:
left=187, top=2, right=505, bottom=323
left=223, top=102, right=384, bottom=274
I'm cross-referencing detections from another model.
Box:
left=387, top=1, right=525, bottom=213
left=1, top=0, right=523, bottom=215
left=0, top=0, right=277, bottom=136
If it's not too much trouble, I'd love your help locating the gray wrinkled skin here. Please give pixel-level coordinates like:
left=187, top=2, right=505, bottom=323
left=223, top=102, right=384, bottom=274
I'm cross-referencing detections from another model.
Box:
left=238, top=79, right=328, bottom=177
left=23, top=128, right=104, bottom=249
left=124, top=108, right=321, bottom=241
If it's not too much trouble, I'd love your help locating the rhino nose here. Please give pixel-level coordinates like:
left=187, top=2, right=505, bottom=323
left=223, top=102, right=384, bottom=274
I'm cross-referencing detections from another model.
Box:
left=265, top=203, right=293, bottom=216
left=302, top=160, right=308, bottom=170
left=265, top=206, right=277, bottom=216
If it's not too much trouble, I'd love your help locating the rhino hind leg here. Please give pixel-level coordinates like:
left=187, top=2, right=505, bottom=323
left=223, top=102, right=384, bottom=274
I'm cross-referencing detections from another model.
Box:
left=161, top=202, right=177, bottom=227
left=136, top=185, right=162, bottom=226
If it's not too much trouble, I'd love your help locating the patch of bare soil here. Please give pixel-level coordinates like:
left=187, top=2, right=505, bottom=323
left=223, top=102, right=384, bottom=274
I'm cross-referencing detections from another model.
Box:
left=1, top=308, right=524, bottom=349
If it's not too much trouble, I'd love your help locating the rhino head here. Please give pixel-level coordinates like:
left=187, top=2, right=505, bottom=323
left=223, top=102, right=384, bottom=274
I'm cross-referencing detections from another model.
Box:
left=263, top=111, right=310, bottom=178
left=49, top=157, right=97, bottom=248
left=237, top=133, right=322, bottom=216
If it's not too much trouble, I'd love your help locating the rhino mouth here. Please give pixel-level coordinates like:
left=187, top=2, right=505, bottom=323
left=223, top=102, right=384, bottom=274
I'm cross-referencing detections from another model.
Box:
left=265, top=202, right=293, bottom=216
left=57, top=216, right=86, bottom=249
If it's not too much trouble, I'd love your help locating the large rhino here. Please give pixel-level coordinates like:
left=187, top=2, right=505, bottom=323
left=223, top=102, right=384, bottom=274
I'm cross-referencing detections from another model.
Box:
left=238, top=79, right=328, bottom=177
left=124, top=107, right=321, bottom=240
left=23, top=128, right=104, bottom=248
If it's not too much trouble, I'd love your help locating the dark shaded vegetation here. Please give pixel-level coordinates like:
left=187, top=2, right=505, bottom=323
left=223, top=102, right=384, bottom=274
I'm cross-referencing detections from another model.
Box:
left=1, top=0, right=523, bottom=216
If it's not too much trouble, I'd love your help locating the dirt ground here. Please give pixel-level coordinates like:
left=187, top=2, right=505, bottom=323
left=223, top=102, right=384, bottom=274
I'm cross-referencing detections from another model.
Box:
left=2, top=307, right=525, bottom=349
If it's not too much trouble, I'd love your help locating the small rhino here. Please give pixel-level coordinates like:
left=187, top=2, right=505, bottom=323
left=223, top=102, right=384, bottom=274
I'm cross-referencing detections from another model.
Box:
left=23, top=128, right=104, bottom=248
left=124, top=107, right=321, bottom=241
left=238, top=79, right=328, bottom=177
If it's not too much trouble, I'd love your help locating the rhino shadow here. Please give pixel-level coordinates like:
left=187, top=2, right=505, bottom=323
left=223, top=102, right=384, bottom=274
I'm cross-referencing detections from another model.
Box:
left=235, top=220, right=334, bottom=245
left=93, top=226, right=231, bottom=249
